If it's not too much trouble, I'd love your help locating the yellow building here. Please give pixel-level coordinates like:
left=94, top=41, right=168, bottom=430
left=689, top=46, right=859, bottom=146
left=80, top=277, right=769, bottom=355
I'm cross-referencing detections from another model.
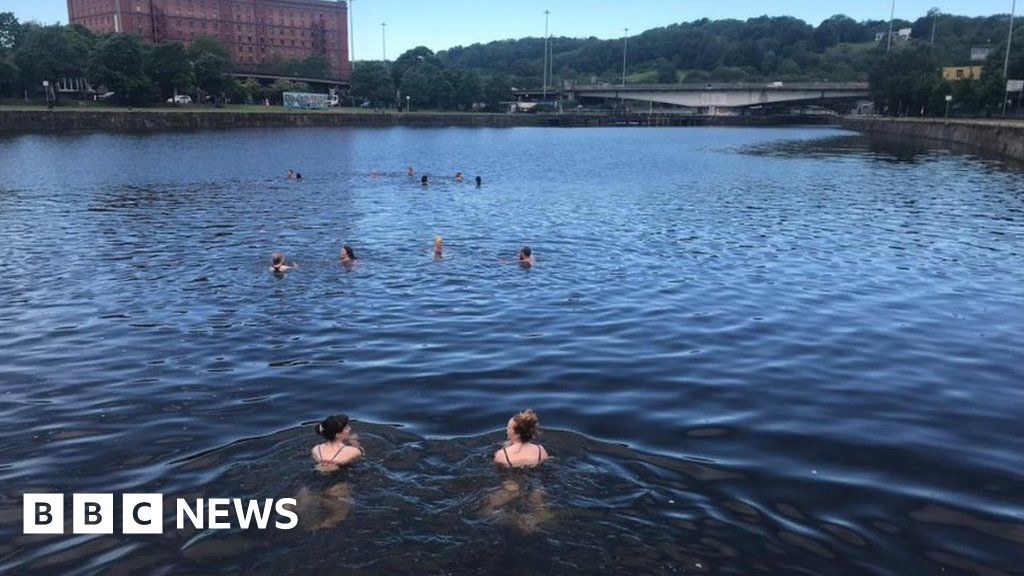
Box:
left=942, top=66, right=983, bottom=81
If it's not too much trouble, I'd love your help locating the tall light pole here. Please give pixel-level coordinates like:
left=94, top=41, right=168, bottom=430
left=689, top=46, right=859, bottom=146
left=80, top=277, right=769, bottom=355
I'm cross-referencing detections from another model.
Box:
left=618, top=27, right=626, bottom=87
left=543, top=10, right=550, bottom=100
left=1003, top=0, right=1018, bottom=116
left=886, top=0, right=896, bottom=53
left=381, top=22, right=388, bottom=62
left=349, top=0, right=355, bottom=71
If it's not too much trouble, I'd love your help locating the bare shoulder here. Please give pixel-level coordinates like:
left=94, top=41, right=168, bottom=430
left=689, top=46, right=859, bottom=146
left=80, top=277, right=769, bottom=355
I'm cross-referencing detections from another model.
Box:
left=539, top=444, right=550, bottom=460
left=339, top=445, right=363, bottom=464
left=493, top=448, right=507, bottom=465
left=310, top=445, right=321, bottom=461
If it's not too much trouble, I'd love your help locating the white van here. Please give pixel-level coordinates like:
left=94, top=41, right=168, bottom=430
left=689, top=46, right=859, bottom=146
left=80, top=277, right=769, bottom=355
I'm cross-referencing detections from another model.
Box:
left=167, top=95, right=193, bottom=104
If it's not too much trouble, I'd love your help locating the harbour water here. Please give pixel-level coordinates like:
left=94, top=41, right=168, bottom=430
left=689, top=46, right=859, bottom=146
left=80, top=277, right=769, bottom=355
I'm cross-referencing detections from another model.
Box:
left=0, top=126, right=1022, bottom=575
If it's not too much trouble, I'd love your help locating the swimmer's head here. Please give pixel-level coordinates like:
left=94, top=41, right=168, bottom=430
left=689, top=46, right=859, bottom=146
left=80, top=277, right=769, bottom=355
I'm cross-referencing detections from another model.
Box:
left=508, top=409, right=540, bottom=443
left=272, top=252, right=285, bottom=266
left=341, top=245, right=356, bottom=261
left=519, top=246, right=532, bottom=260
left=317, top=414, right=351, bottom=441
left=434, top=236, right=443, bottom=248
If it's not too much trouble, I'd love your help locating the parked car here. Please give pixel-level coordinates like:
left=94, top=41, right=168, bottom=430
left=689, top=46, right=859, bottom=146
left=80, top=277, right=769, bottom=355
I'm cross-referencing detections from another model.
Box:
left=96, top=92, right=116, bottom=101
left=167, top=95, right=193, bottom=104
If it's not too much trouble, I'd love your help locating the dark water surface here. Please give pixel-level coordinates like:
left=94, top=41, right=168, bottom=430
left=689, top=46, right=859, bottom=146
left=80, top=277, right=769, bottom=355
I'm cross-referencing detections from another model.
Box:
left=0, top=126, right=1022, bottom=575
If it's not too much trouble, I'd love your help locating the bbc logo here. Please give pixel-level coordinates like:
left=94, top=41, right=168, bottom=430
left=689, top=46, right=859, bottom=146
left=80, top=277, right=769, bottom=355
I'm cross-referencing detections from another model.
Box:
left=24, top=494, right=164, bottom=535
left=24, top=494, right=299, bottom=534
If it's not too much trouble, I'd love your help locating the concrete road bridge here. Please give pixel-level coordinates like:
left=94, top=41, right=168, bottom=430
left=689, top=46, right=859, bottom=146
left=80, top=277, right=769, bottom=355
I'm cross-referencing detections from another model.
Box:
left=566, top=82, right=870, bottom=111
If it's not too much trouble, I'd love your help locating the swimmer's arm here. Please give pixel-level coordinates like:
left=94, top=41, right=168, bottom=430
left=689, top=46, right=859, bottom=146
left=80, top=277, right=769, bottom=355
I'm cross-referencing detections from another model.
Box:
left=539, top=445, right=550, bottom=460
left=493, top=449, right=506, bottom=465
left=309, top=446, right=321, bottom=462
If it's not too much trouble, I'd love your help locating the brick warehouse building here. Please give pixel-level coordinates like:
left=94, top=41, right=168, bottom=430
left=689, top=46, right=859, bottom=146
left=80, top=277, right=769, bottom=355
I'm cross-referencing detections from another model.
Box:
left=67, top=0, right=350, bottom=81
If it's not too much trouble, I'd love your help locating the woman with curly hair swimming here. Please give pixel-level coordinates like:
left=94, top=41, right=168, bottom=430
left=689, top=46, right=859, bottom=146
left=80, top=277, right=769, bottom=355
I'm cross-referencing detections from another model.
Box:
left=494, top=409, right=550, bottom=468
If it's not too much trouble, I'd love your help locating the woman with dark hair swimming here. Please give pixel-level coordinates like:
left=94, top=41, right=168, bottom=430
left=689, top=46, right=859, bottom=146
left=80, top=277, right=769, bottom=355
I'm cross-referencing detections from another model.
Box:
left=518, top=246, right=535, bottom=266
left=340, top=245, right=357, bottom=264
left=311, top=415, right=364, bottom=469
left=494, top=409, right=549, bottom=468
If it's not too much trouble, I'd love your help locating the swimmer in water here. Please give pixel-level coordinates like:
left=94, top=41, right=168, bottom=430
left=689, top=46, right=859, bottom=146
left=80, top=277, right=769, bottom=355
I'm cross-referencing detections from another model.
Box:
left=270, top=252, right=298, bottom=273
left=286, top=169, right=295, bottom=180
left=421, top=174, right=429, bottom=186
left=518, top=246, right=535, bottom=266
left=340, top=245, right=357, bottom=264
left=295, top=172, right=303, bottom=181
left=455, top=172, right=464, bottom=183
left=494, top=409, right=549, bottom=468
left=407, top=166, right=415, bottom=177
left=433, top=235, right=443, bottom=259
left=475, top=176, right=482, bottom=187
left=311, top=414, right=364, bottom=470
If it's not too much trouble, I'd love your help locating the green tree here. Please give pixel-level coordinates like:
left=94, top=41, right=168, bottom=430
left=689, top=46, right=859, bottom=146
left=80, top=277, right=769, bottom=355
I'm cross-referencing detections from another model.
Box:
left=483, top=72, right=512, bottom=111
left=869, top=43, right=942, bottom=116
left=453, top=69, right=484, bottom=109
left=392, top=46, right=442, bottom=85
left=146, top=42, right=192, bottom=99
left=14, top=24, right=92, bottom=98
left=0, top=12, right=22, bottom=51
left=656, top=58, right=678, bottom=83
left=351, top=61, right=394, bottom=107
left=399, top=66, right=434, bottom=107
left=89, top=34, right=154, bottom=105
left=187, top=36, right=233, bottom=100
left=268, top=78, right=311, bottom=104
left=238, top=77, right=267, bottom=104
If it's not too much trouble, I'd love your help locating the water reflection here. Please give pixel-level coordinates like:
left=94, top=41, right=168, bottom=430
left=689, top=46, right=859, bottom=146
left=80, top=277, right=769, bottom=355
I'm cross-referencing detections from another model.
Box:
left=0, top=127, right=1022, bottom=575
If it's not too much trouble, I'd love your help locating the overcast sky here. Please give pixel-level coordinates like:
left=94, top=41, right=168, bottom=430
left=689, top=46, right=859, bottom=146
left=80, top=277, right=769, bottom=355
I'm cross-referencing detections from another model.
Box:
left=5, top=0, right=1017, bottom=58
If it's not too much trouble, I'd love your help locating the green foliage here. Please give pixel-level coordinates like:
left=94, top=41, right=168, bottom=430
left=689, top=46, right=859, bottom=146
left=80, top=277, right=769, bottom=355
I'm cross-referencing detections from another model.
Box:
left=146, top=42, right=193, bottom=99
left=89, top=34, right=154, bottom=105
left=14, top=24, right=92, bottom=91
left=351, top=61, right=394, bottom=107
left=268, top=79, right=311, bottom=104
left=0, top=11, right=22, bottom=51
left=483, top=73, right=513, bottom=110
left=869, top=43, right=942, bottom=116
left=188, top=36, right=232, bottom=97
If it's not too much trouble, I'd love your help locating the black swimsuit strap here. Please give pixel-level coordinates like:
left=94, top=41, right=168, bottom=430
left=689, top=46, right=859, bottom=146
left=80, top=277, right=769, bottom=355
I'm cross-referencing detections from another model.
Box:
left=503, top=447, right=513, bottom=467
left=538, top=445, right=543, bottom=463
left=330, top=444, right=346, bottom=462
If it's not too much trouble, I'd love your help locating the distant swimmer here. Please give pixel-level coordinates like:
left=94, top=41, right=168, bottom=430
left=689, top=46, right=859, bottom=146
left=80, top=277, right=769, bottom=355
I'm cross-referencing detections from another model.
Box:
left=494, top=410, right=549, bottom=468
left=518, top=246, right=534, bottom=266
left=270, top=252, right=298, bottom=273
left=433, top=235, right=444, bottom=259
left=295, top=172, right=303, bottom=181
left=311, top=414, right=364, bottom=469
left=407, top=166, right=415, bottom=177
left=475, top=176, right=482, bottom=187
left=340, top=245, right=357, bottom=264
left=421, top=174, right=429, bottom=186
left=286, top=170, right=296, bottom=180
left=455, top=172, right=464, bottom=183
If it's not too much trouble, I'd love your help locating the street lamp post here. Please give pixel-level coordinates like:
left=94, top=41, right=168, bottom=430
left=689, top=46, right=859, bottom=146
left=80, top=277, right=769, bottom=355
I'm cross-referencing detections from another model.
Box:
left=622, top=28, right=629, bottom=87
left=381, top=22, right=387, bottom=62
left=1003, top=0, right=1018, bottom=116
left=406, top=95, right=411, bottom=113
left=349, top=0, right=355, bottom=72
left=945, top=94, right=953, bottom=118
left=886, top=0, right=896, bottom=53
left=543, top=10, right=550, bottom=101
